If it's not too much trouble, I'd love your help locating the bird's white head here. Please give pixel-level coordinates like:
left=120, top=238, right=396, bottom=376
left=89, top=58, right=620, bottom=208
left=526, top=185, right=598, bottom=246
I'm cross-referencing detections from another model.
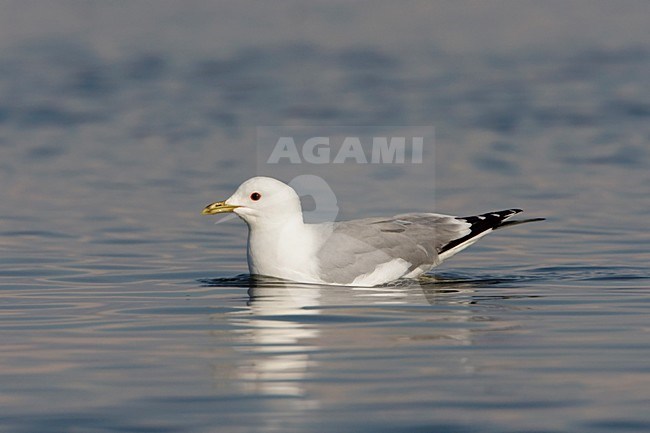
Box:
left=202, top=176, right=303, bottom=227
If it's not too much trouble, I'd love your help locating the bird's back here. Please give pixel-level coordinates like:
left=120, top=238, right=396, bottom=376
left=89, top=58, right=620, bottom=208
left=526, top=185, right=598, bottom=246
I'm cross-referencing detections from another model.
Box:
left=314, top=213, right=471, bottom=285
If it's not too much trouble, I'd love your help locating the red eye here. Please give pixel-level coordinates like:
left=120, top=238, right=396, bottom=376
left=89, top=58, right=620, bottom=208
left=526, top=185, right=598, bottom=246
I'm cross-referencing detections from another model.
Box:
left=250, top=192, right=261, bottom=201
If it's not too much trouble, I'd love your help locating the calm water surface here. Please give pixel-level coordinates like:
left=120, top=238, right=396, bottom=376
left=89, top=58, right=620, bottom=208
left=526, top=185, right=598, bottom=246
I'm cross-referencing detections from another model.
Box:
left=1, top=2, right=650, bottom=432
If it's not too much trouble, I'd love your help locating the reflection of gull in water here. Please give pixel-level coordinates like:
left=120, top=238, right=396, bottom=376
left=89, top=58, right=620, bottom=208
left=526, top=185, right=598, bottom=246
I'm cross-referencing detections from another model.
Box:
left=206, top=274, right=534, bottom=402
left=202, top=268, right=549, bottom=433
left=230, top=281, right=321, bottom=400
left=202, top=177, right=544, bottom=286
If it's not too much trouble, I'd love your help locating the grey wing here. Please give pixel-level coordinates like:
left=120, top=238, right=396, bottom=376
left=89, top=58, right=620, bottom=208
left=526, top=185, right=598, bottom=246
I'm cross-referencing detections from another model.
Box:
left=315, top=213, right=472, bottom=284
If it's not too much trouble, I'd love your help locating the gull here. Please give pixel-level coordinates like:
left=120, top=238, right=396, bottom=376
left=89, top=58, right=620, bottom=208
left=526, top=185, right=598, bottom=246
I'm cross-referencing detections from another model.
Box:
left=203, top=176, right=544, bottom=287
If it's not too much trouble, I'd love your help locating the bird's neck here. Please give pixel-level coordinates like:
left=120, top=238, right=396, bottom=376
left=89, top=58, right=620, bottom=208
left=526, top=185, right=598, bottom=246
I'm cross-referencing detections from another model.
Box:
left=246, top=216, right=322, bottom=283
left=245, top=213, right=304, bottom=232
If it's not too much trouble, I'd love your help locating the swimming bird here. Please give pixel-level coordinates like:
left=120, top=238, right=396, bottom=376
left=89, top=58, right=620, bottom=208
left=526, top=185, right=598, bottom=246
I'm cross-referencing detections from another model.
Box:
left=203, top=176, right=544, bottom=286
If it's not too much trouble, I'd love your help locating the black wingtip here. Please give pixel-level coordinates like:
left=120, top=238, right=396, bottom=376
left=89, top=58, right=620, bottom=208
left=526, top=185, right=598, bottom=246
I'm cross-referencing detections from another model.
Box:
left=438, top=209, right=544, bottom=256
left=439, top=209, right=520, bottom=255
left=458, top=209, right=522, bottom=226
left=497, top=216, right=546, bottom=228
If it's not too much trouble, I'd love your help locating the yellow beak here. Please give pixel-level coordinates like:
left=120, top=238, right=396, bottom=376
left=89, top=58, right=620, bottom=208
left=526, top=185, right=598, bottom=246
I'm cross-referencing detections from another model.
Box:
left=202, top=201, right=240, bottom=215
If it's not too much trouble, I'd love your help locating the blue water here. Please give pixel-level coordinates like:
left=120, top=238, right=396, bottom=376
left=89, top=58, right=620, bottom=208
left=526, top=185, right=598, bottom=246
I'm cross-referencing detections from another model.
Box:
left=1, top=2, right=650, bottom=432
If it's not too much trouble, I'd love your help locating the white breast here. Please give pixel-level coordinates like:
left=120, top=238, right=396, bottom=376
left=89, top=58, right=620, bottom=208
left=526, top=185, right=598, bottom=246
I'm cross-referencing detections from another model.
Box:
left=247, top=220, right=326, bottom=284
